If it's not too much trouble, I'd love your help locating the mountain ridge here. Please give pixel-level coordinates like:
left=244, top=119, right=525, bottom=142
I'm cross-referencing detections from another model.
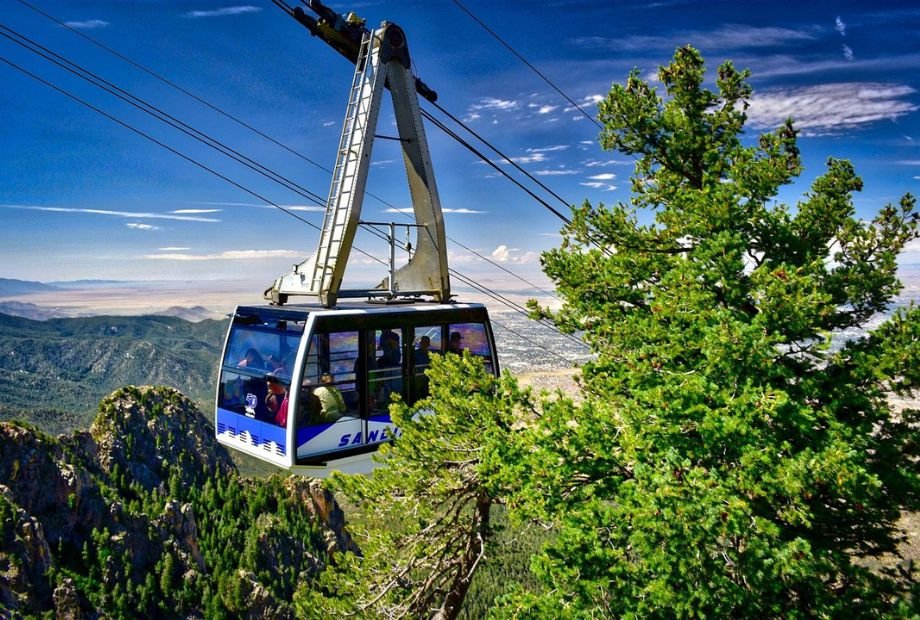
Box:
left=0, top=385, right=355, bottom=617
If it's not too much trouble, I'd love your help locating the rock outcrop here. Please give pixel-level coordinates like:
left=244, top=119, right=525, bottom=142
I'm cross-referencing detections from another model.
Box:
left=0, top=385, right=355, bottom=618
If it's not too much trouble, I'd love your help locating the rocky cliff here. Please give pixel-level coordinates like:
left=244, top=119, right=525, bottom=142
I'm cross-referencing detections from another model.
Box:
left=0, top=386, right=355, bottom=618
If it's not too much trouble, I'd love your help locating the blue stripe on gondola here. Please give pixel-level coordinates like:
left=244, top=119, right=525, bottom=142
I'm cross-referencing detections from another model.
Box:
left=216, top=408, right=286, bottom=455
left=296, top=423, right=334, bottom=444
left=368, top=413, right=392, bottom=423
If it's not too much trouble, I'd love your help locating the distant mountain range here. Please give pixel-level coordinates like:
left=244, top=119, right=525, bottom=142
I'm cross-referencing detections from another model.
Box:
left=0, top=278, right=60, bottom=296
left=0, top=301, right=71, bottom=320
left=0, top=312, right=227, bottom=428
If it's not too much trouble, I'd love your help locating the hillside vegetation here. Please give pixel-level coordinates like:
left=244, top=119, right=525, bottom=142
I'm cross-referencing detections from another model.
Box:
left=0, top=313, right=226, bottom=425
left=0, top=386, right=353, bottom=618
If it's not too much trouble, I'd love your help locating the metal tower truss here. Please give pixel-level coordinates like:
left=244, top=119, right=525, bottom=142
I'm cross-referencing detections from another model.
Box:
left=265, top=21, right=450, bottom=308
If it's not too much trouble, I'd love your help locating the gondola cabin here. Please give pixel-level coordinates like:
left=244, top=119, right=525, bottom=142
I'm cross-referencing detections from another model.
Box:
left=215, top=5, right=499, bottom=473
left=215, top=302, right=498, bottom=471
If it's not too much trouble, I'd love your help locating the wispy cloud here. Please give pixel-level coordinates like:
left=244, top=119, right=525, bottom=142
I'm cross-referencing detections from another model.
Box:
left=158, top=247, right=190, bottom=251
left=835, top=16, right=847, bottom=36
left=527, top=145, right=570, bottom=154
left=443, top=208, right=486, bottom=214
left=584, top=159, right=632, bottom=167
left=747, top=82, right=918, bottom=136
left=842, top=44, right=854, bottom=61
left=736, top=51, right=920, bottom=80
left=469, top=97, right=520, bottom=112
left=1, top=204, right=220, bottom=222
left=63, top=19, right=109, bottom=30
left=534, top=169, right=579, bottom=176
left=382, top=207, right=486, bottom=215
left=126, top=223, right=160, bottom=231
left=587, top=173, right=616, bottom=181
left=464, top=97, right=521, bottom=122
left=574, top=24, right=816, bottom=52
left=184, top=200, right=323, bottom=212
left=580, top=181, right=617, bottom=191
left=144, top=249, right=301, bottom=261
left=184, top=6, right=261, bottom=18
left=171, top=209, right=221, bottom=214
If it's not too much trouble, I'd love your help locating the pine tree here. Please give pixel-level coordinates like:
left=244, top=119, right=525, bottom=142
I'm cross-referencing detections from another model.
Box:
left=297, top=352, right=535, bottom=620
left=508, top=45, right=920, bottom=617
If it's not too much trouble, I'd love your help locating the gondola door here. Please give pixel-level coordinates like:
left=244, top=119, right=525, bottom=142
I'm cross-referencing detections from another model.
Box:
left=294, top=328, right=363, bottom=461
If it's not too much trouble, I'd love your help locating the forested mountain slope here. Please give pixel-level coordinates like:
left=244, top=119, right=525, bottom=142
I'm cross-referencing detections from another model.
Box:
left=0, top=386, right=354, bottom=617
left=0, top=313, right=226, bottom=426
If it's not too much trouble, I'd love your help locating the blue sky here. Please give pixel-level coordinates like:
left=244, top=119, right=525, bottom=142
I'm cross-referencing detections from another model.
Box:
left=2, top=0, right=919, bottom=291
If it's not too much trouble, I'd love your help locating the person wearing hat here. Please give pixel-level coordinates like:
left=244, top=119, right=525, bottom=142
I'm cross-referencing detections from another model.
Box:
left=447, top=331, right=464, bottom=355
left=313, top=372, right=347, bottom=423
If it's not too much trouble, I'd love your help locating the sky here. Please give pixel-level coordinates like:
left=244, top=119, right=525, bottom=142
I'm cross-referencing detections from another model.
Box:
left=2, top=0, right=919, bottom=295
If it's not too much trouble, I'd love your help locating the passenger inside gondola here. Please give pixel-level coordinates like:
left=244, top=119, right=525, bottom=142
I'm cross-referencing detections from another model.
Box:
left=447, top=331, right=464, bottom=355
left=312, top=373, right=347, bottom=423
left=238, top=347, right=266, bottom=369
left=374, top=329, right=403, bottom=408
left=266, top=377, right=289, bottom=426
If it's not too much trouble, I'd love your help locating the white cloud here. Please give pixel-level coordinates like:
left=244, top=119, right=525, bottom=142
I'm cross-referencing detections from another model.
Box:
left=469, top=97, right=520, bottom=112
left=580, top=181, right=617, bottom=191
left=183, top=200, right=323, bottom=212
left=171, top=209, right=221, bottom=214
left=737, top=51, right=920, bottom=80
left=534, top=169, right=579, bottom=176
left=1, top=204, right=220, bottom=222
left=509, top=152, right=548, bottom=165
left=842, top=44, right=854, bottom=61
left=537, top=105, right=558, bottom=114
left=574, top=24, right=815, bottom=52
left=382, top=207, right=485, bottom=215
left=144, top=249, right=301, bottom=261
left=587, top=173, right=616, bottom=181
left=491, top=245, right=538, bottom=264
left=443, top=208, right=486, bottom=214
left=746, top=83, right=918, bottom=136
left=63, top=19, right=109, bottom=30
left=158, top=247, right=190, bottom=251
left=185, top=6, right=261, bottom=18
left=126, top=223, right=160, bottom=231
left=527, top=145, right=570, bottom=154
left=584, top=159, right=632, bottom=167
left=835, top=16, right=847, bottom=37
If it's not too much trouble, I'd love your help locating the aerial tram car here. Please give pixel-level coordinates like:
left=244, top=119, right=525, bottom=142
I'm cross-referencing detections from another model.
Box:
left=215, top=1, right=499, bottom=474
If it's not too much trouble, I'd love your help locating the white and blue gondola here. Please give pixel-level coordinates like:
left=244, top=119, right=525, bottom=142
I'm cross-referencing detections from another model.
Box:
left=214, top=302, right=499, bottom=470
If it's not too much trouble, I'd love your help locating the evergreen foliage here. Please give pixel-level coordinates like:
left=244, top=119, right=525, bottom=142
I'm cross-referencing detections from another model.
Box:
left=297, top=352, right=539, bottom=620
left=510, top=46, right=920, bottom=616
left=318, top=46, right=919, bottom=619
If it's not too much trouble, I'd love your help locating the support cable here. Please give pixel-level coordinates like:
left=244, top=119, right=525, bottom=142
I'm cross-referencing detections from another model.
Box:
left=450, top=0, right=602, bottom=129
left=449, top=269, right=587, bottom=359
left=0, top=25, right=329, bottom=208
left=2, top=13, right=587, bottom=350
left=12, top=0, right=559, bottom=302
left=13, top=0, right=330, bottom=175
left=0, top=55, right=388, bottom=268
